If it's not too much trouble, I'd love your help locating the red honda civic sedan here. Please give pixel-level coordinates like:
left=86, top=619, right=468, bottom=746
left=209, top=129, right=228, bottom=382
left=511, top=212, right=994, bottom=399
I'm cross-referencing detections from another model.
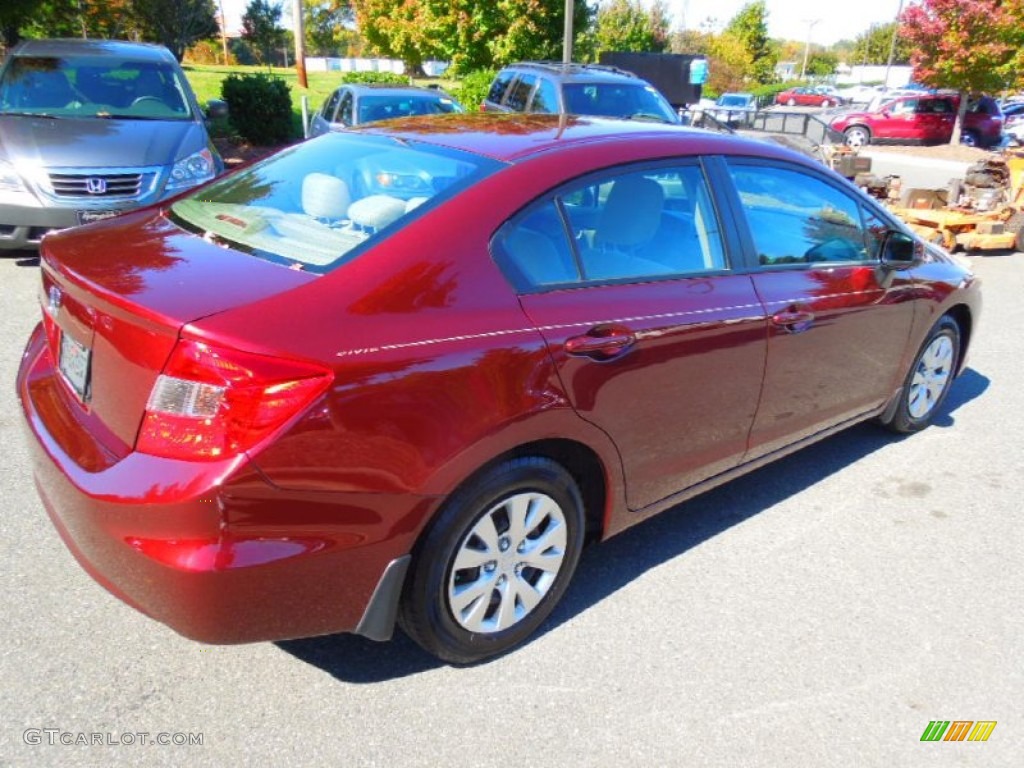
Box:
left=18, top=114, right=981, bottom=663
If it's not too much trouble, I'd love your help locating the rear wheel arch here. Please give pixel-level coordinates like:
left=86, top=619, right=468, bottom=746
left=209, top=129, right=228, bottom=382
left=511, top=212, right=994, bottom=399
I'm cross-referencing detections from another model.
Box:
left=422, top=438, right=610, bottom=549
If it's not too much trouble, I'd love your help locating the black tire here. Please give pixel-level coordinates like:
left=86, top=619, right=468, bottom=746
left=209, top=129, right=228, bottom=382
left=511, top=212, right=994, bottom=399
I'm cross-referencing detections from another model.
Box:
left=961, top=130, right=979, bottom=148
left=880, top=316, right=961, bottom=434
left=399, top=457, right=585, bottom=664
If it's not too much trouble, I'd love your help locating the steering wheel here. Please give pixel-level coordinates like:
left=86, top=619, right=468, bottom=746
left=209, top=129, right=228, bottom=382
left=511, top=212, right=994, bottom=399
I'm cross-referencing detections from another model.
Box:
left=131, top=96, right=164, bottom=108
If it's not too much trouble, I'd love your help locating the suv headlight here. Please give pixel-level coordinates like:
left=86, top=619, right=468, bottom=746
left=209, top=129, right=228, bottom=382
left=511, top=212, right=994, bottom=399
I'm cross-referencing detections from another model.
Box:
left=166, top=149, right=216, bottom=191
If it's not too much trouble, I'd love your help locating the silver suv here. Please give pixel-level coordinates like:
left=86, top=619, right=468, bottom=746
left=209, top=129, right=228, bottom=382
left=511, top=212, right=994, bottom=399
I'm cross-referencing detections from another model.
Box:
left=481, top=62, right=679, bottom=123
left=0, top=38, right=224, bottom=251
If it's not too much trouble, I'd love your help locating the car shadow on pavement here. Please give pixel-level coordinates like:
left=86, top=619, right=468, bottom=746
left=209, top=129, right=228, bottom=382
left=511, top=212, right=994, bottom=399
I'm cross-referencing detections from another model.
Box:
left=276, top=367, right=989, bottom=683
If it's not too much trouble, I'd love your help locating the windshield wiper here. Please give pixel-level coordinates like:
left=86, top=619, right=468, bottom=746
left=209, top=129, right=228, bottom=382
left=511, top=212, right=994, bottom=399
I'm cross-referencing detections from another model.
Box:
left=1, top=110, right=59, bottom=119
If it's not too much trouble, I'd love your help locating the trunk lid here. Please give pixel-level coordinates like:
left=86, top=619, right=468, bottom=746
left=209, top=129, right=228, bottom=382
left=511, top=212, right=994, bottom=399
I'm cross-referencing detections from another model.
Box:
left=40, top=209, right=316, bottom=455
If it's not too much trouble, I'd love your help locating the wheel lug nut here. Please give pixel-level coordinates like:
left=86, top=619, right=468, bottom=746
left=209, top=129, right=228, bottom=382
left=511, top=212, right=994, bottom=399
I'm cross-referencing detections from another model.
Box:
left=499, top=536, right=510, bottom=552
left=484, top=561, right=496, bottom=572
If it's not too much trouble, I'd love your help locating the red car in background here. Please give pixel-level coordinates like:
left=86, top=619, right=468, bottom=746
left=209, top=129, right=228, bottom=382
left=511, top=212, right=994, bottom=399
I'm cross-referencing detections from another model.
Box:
left=830, top=93, right=1004, bottom=147
left=775, top=87, right=842, bottom=108
left=18, top=115, right=981, bottom=664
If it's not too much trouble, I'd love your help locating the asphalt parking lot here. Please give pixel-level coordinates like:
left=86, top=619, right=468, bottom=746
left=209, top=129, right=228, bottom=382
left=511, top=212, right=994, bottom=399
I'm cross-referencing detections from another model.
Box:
left=1, top=245, right=1021, bottom=767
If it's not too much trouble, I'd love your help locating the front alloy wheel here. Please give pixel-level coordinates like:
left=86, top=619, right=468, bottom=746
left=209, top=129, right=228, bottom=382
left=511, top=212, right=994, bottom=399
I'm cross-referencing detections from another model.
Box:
left=880, top=316, right=961, bottom=433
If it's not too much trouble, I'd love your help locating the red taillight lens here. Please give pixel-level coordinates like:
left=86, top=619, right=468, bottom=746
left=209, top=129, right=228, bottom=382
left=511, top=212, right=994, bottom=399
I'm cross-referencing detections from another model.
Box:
left=137, top=339, right=332, bottom=461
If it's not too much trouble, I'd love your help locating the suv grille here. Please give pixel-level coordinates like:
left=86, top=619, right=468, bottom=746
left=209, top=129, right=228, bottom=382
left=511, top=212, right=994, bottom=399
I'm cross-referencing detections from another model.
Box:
left=48, top=172, right=144, bottom=198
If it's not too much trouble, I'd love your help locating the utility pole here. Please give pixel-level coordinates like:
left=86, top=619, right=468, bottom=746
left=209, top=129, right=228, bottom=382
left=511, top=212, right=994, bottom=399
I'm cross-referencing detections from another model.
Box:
left=218, top=0, right=229, bottom=65
left=562, top=0, right=573, bottom=64
left=293, top=0, right=307, bottom=88
left=884, top=0, right=906, bottom=88
left=800, top=19, right=820, bottom=80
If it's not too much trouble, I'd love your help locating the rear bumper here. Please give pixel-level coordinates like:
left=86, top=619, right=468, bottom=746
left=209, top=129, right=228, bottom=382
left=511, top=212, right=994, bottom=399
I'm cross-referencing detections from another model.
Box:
left=18, top=325, right=435, bottom=643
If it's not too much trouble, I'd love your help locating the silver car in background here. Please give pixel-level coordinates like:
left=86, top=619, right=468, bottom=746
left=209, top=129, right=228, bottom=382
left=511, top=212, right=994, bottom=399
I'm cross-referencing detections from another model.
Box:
left=0, top=38, right=224, bottom=250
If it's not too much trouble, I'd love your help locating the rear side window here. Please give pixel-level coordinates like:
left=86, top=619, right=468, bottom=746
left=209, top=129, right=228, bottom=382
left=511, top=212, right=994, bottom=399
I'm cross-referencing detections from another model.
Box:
left=487, top=70, right=516, bottom=104
left=495, top=163, right=727, bottom=291
left=726, top=162, right=880, bottom=266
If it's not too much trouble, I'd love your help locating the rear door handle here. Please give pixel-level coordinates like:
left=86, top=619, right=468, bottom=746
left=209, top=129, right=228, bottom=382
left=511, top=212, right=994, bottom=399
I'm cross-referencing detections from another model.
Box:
left=565, top=329, right=636, bottom=360
left=771, top=310, right=815, bottom=333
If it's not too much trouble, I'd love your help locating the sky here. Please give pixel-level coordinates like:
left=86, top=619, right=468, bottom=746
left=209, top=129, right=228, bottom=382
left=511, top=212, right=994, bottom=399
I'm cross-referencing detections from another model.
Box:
left=218, top=0, right=905, bottom=47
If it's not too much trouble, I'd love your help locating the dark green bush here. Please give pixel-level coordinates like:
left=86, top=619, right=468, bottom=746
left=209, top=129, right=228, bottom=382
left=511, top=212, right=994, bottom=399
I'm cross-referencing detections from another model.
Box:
left=221, top=72, right=294, bottom=145
left=451, top=69, right=497, bottom=110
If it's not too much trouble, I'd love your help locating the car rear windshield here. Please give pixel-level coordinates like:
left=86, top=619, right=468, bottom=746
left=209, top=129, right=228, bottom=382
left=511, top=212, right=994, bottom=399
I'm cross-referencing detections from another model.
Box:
left=357, top=93, right=464, bottom=123
left=0, top=55, right=191, bottom=120
left=170, top=133, right=503, bottom=273
left=562, top=83, right=678, bottom=123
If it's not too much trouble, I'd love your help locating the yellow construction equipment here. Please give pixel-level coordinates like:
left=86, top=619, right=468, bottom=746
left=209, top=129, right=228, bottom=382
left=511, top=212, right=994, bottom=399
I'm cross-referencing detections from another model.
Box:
left=888, top=151, right=1024, bottom=252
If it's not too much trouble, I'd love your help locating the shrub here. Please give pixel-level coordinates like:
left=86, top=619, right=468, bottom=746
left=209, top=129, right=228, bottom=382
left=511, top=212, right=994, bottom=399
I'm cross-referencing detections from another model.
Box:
left=338, top=71, right=409, bottom=86
left=451, top=68, right=497, bottom=110
left=221, top=72, right=294, bottom=145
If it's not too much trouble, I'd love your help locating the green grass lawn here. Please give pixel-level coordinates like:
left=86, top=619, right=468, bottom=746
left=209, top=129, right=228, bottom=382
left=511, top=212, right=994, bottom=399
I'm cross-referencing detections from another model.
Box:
left=182, top=63, right=457, bottom=140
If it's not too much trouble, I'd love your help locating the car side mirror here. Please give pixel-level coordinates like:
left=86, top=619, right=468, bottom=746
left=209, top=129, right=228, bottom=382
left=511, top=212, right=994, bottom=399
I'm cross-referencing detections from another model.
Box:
left=880, top=109, right=890, bottom=118
left=881, top=231, right=921, bottom=267
left=205, top=99, right=229, bottom=121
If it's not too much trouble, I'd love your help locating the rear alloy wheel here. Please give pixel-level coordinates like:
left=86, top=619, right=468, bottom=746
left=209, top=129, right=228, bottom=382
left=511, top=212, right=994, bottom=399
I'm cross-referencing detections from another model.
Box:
left=822, top=99, right=832, bottom=108
left=844, top=125, right=871, bottom=147
left=399, top=457, right=585, bottom=664
left=880, top=316, right=961, bottom=433
left=961, top=130, right=979, bottom=148
left=787, top=97, right=797, bottom=106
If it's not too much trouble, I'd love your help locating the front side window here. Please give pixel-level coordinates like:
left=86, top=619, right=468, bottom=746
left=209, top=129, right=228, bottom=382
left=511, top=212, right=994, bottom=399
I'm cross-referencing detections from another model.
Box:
left=530, top=78, right=559, bottom=114
left=726, top=162, right=879, bottom=266
left=171, top=133, right=503, bottom=273
left=0, top=55, right=191, bottom=120
left=495, top=163, right=727, bottom=290
left=322, top=89, right=341, bottom=120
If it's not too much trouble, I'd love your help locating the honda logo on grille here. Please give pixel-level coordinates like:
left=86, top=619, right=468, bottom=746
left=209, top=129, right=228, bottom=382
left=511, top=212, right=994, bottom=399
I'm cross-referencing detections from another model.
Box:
left=85, top=177, right=107, bottom=195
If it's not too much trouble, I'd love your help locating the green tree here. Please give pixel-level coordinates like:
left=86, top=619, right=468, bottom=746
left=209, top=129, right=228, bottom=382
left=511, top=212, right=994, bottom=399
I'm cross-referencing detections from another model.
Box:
left=850, top=22, right=911, bottom=66
left=900, top=0, right=1024, bottom=143
left=805, top=50, right=837, bottom=78
left=132, top=0, right=219, bottom=61
left=351, top=0, right=592, bottom=76
left=304, top=0, right=354, bottom=57
left=242, top=0, right=285, bottom=65
left=724, top=1, right=775, bottom=84
left=594, top=0, right=670, bottom=55
left=0, top=0, right=39, bottom=47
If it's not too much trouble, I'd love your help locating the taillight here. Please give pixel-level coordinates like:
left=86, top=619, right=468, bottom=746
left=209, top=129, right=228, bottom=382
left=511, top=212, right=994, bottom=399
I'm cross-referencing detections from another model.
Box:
left=137, top=339, right=332, bottom=461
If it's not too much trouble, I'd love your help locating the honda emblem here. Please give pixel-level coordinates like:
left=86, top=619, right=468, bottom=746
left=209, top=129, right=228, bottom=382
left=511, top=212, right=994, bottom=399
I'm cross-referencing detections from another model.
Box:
left=85, top=177, right=107, bottom=195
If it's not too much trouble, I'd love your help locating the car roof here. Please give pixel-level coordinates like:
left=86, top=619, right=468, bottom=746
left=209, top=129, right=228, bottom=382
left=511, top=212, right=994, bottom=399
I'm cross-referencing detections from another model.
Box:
left=9, top=38, right=177, bottom=64
left=344, top=85, right=451, bottom=98
left=502, top=62, right=643, bottom=85
left=356, top=113, right=811, bottom=166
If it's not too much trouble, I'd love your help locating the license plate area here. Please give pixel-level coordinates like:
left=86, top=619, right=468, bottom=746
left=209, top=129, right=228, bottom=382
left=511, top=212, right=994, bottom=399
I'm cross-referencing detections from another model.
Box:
left=76, top=210, right=120, bottom=226
left=58, top=331, right=92, bottom=401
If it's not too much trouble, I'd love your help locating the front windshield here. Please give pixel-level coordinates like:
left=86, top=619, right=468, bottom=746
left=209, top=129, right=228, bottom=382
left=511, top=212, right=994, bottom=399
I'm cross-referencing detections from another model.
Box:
left=562, top=83, right=678, bottom=123
left=717, top=95, right=751, bottom=108
left=0, top=55, right=191, bottom=120
left=170, top=132, right=503, bottom=273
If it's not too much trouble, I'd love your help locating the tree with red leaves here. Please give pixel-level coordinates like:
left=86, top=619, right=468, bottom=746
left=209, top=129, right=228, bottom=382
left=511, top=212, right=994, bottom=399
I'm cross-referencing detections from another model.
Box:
left=899, top=0, right=1024, bottom=144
